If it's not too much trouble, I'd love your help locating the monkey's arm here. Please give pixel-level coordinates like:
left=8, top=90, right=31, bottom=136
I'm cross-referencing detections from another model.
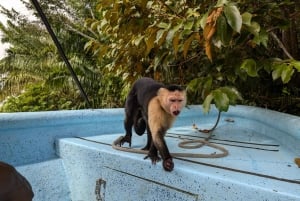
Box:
left=148, top=98, right=174, bottom=171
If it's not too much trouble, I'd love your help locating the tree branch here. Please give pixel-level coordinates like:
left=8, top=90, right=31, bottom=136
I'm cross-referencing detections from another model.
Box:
left=65, top=24, right=95, bottom=41
left=269, top=31, right=294, bottom=60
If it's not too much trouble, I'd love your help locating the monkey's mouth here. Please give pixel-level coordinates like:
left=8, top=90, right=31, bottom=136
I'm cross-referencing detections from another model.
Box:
left=173, top=111, right=180, bottom=116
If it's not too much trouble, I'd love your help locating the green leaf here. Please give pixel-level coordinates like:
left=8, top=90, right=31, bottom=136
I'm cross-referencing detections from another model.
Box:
left=186, top=8, right=200, bottom=18
left=240, top=59, right=258, bottom=77
left=153, top=52, right=168, bottom=70
left=260, top=29, right=269, bottom=47
left=183, top=33, right=196, bottom=58
left=217, top=15, right=232, bottom=46
left=212, top=89, right=230, bottom=112
left=262, top=60, right=273, bottom=73
left=155, top=29, right=165, bottom=43
left=202, top=77, right=213, bottom=99
left=187, top=78, right=202, bottom=92
left=155, top=29, right=167, bottom=45
left=272, top=64, right=284, bottom=80
left=166, top=23, right=182, bottom=42
left=203, top=93, right=214, bottom=113
left=184, top=20, right=194, bottom=30
left=133, top=35, right=144, bottom=46
left=253, top=29, right=268, bottom=47
left=157, top=22, right=169, bottom=29
left=281, top=65, right=294, bottom=84
left=84, top=40, right=94, bottom=51
left=216, top=0, right=228, bottom=7
left=200, top=12, right=208, bottom=29
left=187, top=77, right=212, bottom=99
left=219, top=87, right=242, bottom=105
left=195, top=17, right=202, bottom=30
left=91, top=21, right=100, bottom=30
left=247, top=21, right=260, bottom=35
left=172, top=32, right=181, bottom=55
left=145, top=27, right=160, bottom=55
left=224, top=5, right=242, bottom=33
left=242, top=12, right=252, bottom=26
left=291, top=60, right=300, bottom=72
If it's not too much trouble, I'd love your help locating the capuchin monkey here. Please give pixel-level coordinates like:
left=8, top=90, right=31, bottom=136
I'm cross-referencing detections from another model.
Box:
left=120, top=77, right=186, bottom=171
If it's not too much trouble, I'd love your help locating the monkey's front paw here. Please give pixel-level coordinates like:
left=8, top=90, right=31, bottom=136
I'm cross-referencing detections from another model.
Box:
left=163, top=158, right=174, bottom=171
left=119, top=135, right=132, bottom=147
left=144, top=154, right=161, bottom=165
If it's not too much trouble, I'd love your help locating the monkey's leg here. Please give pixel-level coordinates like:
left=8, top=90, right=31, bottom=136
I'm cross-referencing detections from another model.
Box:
left=121, top=96, right=137, bottom=147
left=152, top=132, right=174, bottom=171
left=144, top=142, right=161, bottom=164
left=121, top=118, right=133, bottom=147
left=141, top=127, right=152, bottom=150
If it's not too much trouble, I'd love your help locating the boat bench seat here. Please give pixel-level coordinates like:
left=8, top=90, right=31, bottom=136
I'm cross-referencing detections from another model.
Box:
left=55, top=132, right=300, bottom=201
left=16, top=158, right=71, bottom=201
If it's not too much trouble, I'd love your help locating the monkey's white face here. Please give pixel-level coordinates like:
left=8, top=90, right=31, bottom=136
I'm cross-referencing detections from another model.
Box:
left=168, top=91, right=186, bottom=116
left=158, top=89, right=186, bottom=117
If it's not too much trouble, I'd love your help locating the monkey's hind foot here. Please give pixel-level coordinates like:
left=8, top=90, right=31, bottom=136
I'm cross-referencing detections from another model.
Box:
left=118, top=135, right=132, bottom=147
left=144, top=154, right=161, bottom=165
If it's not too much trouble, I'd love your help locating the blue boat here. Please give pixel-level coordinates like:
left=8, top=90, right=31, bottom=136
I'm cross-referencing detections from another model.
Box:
left=0, top=105, right=299, bottom=201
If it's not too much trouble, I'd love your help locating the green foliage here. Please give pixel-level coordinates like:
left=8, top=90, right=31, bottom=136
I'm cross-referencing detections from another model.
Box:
left=1, top=0, right=300, bottom=115
left=82, top=0, right=298, bottom=114
left=0, top=84, right=80, bottom=112
left=0, top=0, right=107, bottom=111
left=240, top=59, right=259, bottom=77
left=223, top=3, right=242, bottom=33
left=97, top=75, right=125, bottom=108
left=85, top=0, right=282, bottom=111
left=203, top=87, right=242, bottom=113
left=271, top=60, right=300, bottom=84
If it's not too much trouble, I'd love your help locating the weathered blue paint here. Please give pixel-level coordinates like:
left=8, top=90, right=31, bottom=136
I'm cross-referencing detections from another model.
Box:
left=0, top=105, right=299, bottom=201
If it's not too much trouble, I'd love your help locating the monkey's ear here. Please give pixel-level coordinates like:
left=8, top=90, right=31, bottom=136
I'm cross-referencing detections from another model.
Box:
left=157, top=87, right=168, bottom=96
left=157, top=88, right=169, bottom=106
left=157, top=88, right=171, bottom=101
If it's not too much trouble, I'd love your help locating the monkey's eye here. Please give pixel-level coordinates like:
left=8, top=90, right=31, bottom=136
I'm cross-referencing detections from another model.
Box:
left=170, top=99, right=183, bottom=103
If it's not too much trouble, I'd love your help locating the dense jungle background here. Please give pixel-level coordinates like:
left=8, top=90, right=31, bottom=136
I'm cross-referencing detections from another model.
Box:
left=0, top=0, right=300, bottom=115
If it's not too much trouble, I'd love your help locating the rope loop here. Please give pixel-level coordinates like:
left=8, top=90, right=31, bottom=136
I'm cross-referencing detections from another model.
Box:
left=112, top=136, right=228, bottom=159
left=112, top=111, right=228, bottom=159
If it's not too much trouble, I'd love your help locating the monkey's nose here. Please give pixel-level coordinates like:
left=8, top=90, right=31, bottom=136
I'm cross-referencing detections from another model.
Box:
left=173, top=111, right=180, bottom=116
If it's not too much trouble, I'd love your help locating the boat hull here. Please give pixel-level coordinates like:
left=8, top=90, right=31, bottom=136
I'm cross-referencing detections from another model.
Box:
left=0, top=105, right=299, bottom=201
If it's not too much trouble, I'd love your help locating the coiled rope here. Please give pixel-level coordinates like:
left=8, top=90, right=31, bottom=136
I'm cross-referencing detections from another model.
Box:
left=112, top=111, right=228, bottom=158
